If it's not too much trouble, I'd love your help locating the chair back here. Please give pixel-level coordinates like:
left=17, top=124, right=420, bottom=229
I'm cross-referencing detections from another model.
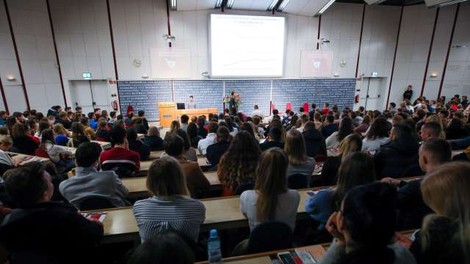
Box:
left=247, top=221, right=293, bottom=254
left=101, top=161, right=137, bottom=178
left=287, top=174, right=309, bottom=189
left=77, top=196, right=115, bottom=210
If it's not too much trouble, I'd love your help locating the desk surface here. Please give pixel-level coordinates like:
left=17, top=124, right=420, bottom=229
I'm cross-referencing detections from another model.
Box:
left=122, top=171, right=220, bottom=193
left=7, top=152, right=50, bottom=165
left=140, top=154, right=210, bottom=171
left=196, top=245, right=326, bottom=264
left=89, top=188, right=319, bottom=241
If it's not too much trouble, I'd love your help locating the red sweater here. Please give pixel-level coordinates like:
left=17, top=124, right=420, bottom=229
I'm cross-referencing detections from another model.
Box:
left=99, top=147, right=140, bottom=170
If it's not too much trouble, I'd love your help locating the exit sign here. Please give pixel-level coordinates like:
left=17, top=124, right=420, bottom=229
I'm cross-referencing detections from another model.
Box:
left=83, top=72, right=92, bottom=79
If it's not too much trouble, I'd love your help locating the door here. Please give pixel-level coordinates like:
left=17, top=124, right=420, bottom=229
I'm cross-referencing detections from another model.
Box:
left=356, top=77, right=387, bottom=111
left=69, top=80, right=110, bottom=114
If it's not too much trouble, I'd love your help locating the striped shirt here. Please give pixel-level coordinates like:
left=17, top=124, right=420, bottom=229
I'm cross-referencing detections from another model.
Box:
left=133, top=196, right=206, bottom=242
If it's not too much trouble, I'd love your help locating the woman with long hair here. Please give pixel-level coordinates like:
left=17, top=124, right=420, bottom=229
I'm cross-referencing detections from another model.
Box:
left=11, top=123, right=39, bottom=155
left=362, top=117, right=391, bottom=154
left=53, top=123, right=70, bottom=146
left=284, top=129, right=315, bottom=186
left=68, top=122, right=90, bottom=148
left=320, top=183, right=415, bottom=264
left=325, top=117, right=354, bottom=155
left=306, top=152, right=376, bottom=229
left=217, top=131, right=261, bottom=195
left=318, top=134, right=362, bottom=186
left=133, top=156, right=205, bottom=242
left=403, top=162, right=470, bottom=264
left=240, top=147, right=300, bottom=231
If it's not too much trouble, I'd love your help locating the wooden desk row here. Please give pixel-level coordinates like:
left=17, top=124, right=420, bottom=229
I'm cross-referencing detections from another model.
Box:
left=122, top=171, right=220, bottom=194
left=86, top=188, right=318, bottom=244
left=196, top=245, right=326, bottom=264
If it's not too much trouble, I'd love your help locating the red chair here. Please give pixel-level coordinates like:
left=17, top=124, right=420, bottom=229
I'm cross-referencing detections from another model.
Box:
left=303, top=103, right=309, bottom=113
left=286, top=102, right=292, bottom=111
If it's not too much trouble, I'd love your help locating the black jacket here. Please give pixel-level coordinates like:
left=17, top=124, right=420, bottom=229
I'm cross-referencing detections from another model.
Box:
left=303, top=129, right=327, bottom=158
left=206, top=140, right=230, bottom=166
left=374, top=138, right=419, bottom=179
left=0, top=202, right=103, bottom=264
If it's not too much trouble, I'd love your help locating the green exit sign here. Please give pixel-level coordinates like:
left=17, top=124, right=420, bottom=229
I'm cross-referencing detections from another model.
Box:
left=83, top=72, right=92, bottom=79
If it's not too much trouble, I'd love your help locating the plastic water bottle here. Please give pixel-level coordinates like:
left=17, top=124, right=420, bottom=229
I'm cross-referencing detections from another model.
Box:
left=208, top=229, right=222, bottom=264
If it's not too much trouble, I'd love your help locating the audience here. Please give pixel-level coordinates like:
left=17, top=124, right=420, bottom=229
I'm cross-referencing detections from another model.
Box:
left=40, top=128, right=74, bottom=173
left=302, top=121, right=327, bottom=158
left=325, top=117, right=354, bottom=154
left=143, top=126, right=164, bottom=151
left=11, top=123, right=39, bottom=155
left=175, top=129, right=198, bottom=162
left=198, top=122, right=218, bottom=155
left=362, top=117, right=391, bottom=153
left=133, top=156, right=205, bottom=242
left=59, top=142, right=130, bottom=208
left=259, top=126, right=284, bottom=151
left=127, top=128, right=150, bottom=161
left=69, top=122, right=90, bottom=148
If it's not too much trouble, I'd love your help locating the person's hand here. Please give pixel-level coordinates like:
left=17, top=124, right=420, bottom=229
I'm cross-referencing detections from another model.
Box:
left=394, top=232, right=412, bottom=249
left=381, top=177, right=401, bottom=186
left=325, top=212, right=345, bottom=246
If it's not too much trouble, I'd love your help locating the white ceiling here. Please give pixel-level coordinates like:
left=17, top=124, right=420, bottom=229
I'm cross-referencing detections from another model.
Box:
left=176, top=0, right=333, bottom=16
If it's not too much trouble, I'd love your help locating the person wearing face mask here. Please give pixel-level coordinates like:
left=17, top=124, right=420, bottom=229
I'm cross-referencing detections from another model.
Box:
left=59, top=142, right=130, bottom=208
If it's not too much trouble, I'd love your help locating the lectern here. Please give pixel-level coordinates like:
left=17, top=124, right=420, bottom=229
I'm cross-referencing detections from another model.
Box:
left=157, top=102, right=176, bottom=128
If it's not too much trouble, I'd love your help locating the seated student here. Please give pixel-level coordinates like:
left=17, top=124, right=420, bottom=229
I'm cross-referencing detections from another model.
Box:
left=133, top=156, right=205, bottom=242
left=321, top=115, right=338, bottom=139
left=137, top=110, right=149, bottom=132
left=319, top=183, right=416, bottom=264
left=187, top=122, right=202, bottom=148
left=362, top=117, right=391, bottom=154
left=59, top=142, right=129, bottom=208
left=180, top=114, right=189, bottom=131
left=206, top=126, right=231, bottom=166
left=54, top=111, right=72, bottom=130
left=240, top=148, right=300, bottom=231
left=325, top=117, right=354, bottom=154
left=127, top=128, right=150, bottom=161
left=218, top=131, right=261, bottom=196
left=197, top=122, right=218, bottom=155
left=164, top=120, right=181, bottom=142
left=40, top=129, right=74, bottom=173
left=302, top=121, right=326, bottom=158
left=143, top=126, right=164, bottom=151
left=259, top=126, right=284, bottom=151
left=100, top=126, right=140, bottom=176
left=80, top=116, right=96, bottom=140
left=53, top=123, right=70, bottom=146
left=132, top=117, right=148, bottom=135
left=0, top=135, right=20, bottom=175
left=128, top=231, right=195, bottom=264
left=0, top=163, right=103, bottom=263
left=419, top=121, right=442, bottom=142
left=68, top=122, right=90, bottom=148
left=284, top=129, right=315, bottom=185
left=395, top=162, right=470, bottom=264
left=318, top=134, right=362, bottom=186
left=374, top=121, right=419, bottom=179
left=165, top=135, right=210, bottom=198
left=95, top=118, right=112, bottom=142
left=175, top=129, right=198, bottom=162
left=196, top=116, right=208, bottom=139
left=305, top=152, right=376, bottom=230
left=382, top=138, right=451, bottom=230
left=10, top=123, right=39, bottom=155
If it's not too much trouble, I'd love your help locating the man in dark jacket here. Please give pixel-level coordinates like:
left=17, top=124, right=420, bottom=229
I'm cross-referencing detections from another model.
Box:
left=260, top=127, right=284, bottom=151
left=0, top=162, right=103, bottom=263
left=302, top=121, right=326, bottom=158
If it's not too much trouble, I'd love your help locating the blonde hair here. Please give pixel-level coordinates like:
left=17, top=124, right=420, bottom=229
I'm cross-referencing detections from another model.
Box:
left=338, top=134, right=362, bottom=161
left=284, top=129, right=307, bottom=166
left=146, top=156, right=189, bottom=197
left=421, top=161, right=470, bottom=263
left=53, top=123, right=67, bottom=135
left=0, top=134, right=13, bottom=145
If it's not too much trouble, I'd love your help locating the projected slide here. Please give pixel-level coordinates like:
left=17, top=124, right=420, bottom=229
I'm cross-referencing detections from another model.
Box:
left=210, top=14, right=285, bottom=77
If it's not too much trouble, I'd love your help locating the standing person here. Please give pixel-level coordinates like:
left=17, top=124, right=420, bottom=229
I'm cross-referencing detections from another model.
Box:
left=137, top=110, right=149, bottom=131
left=403, top=85, right=413, bottom=101
left=132, top=156, right=206, bottom=242
left=187, top=95, right=196, bottom=109
left=229, top=91, right=238, bottom=116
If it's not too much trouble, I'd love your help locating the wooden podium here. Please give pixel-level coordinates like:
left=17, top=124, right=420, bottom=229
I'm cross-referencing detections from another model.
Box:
left=157, top=102, right=176, bottom=128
